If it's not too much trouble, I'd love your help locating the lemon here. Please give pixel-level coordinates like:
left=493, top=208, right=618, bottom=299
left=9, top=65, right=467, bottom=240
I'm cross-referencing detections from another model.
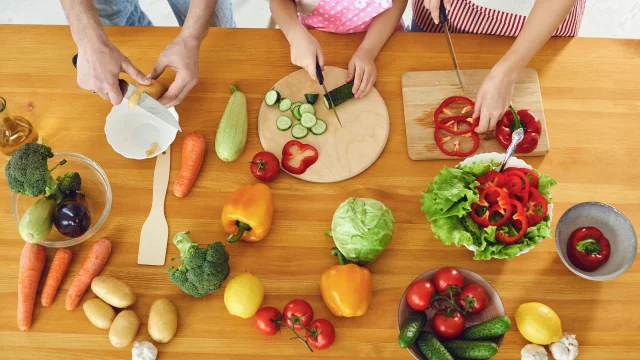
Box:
left=515, top=302, right=563, bottom=345
left=224, top=272, right=264, bottom=319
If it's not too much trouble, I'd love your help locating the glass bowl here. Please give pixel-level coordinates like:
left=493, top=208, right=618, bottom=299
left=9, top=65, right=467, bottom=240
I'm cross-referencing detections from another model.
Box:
left=10, top=152, right=112, bottom=248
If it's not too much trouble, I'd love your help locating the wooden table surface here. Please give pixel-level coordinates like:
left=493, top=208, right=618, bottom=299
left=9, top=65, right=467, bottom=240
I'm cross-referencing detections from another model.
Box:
left=0, top=25, right=639, bottom=360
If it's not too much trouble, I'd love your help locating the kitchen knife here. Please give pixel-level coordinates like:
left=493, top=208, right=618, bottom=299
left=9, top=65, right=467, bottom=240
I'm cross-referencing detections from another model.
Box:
left=315, top=58, right=343, bottom=128
left=72, top=54, right=181, bottom=132
left=439, top=1, right=464, bottom=88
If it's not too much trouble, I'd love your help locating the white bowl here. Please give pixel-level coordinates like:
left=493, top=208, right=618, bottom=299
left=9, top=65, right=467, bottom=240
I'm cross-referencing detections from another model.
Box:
left=457, top=152, right=553, bottom=257
left=105, top=103, right=179, bottom=159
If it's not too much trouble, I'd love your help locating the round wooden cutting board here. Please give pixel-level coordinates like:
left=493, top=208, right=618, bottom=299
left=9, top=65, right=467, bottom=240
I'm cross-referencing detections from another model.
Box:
left=258, top=67, right=390, bottom=183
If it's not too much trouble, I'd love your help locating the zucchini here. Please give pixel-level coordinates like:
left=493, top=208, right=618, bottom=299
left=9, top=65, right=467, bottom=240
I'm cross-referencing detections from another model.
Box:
left=264, top=89, right=280, bottom=106
left=304, top=93, right=319, bottom=104
left=398, top=312, right=427, bottom=349
left=19, top=197, right=56, bottom=243
left=310, top=119, right=327, bottom=135
left=323, top=80, right=355, bottom=109
left=215, top=84, right=247, bottom=162
left=276, top=115, right=292, bottom=131
left=443, top=340, right=499, bottom=359
left=299, top=103, right=315, bottom=115
left=292, top=106, right=302, bottom=121
left=300, top=113, right=317, bottom=128
left=279, top=98, right=292, bottom=111
left=461, top=316, right=511, bottom=340
left=417, top=332, right=453, bottom=360
left=291, top=124, right=308, bottom=139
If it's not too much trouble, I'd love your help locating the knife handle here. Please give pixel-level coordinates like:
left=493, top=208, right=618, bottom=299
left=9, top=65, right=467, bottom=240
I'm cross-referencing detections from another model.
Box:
left=439, top=0, right=448, bottom=24
left=72, top=54, right=78, bottom=69
left=315, top=57, right=325, bottom=85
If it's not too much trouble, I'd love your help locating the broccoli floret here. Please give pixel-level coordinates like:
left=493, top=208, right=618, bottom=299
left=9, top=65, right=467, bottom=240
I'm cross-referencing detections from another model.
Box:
left=168, top=231, right=230, bottom=298
left=5, top=143, right=66, bottom=197
left=56, top=172, right=82, bottom=194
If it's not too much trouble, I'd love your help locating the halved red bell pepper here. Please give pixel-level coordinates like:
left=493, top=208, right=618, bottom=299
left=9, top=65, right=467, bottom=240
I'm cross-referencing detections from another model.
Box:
left=434, top=128, right=480, bottom=158
left=281, top=140, right=319, bottom=175
left=496, top=104, right=542, bottom=154
left=496, top=199, right=528, bottom=244
left=470, top=186, right=512, bottom=228
left=524, top=188, right=548, bottom=226
left=434, top=96, right=475, bottom=121
left=436, top=116, right=477, bottom=135
left=567, top=226, right=611, bottom=272
left=504, top=167, right=539, bottom=188
left=504, top=170, right=530, bottom=204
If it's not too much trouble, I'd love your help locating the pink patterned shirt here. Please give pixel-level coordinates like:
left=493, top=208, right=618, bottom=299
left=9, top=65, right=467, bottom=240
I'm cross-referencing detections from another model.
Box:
left=296, top=0, right=402, bottom=34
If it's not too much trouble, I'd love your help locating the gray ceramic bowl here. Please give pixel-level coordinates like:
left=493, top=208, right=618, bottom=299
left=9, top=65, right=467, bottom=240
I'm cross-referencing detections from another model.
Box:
left=555, top=202, right=637, bottom=281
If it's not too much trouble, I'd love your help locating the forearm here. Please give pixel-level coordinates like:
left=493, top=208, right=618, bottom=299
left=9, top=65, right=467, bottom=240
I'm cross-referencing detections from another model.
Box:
left=181, top=0, right=217, bottom=41
left=60, top=0, right=108, bottom=47
left=270, top=0, right=307, bottom=41
left=495, top=0, right=575, bottom=75
left=359, top=0, right=407, bottom=57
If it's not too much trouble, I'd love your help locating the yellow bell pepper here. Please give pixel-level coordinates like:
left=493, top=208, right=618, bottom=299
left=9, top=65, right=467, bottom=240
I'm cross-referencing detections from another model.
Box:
left=221, top=183, right=274, bottom=243
left=320, top=248, right=372, bottom=317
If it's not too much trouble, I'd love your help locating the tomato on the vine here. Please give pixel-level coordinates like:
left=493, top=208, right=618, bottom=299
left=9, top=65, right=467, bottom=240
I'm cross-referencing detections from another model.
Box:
left=432, top=309, right=466, bottom=339
left=406, top=279, right=436, bottom=311
left=457, top=284, right=489, bottom=314
left=283, top=299, right=314, bottom=330
left=306, top=319, right=336, bottom=350
left=432, top=267, right=464, bottom=294
left=254, top=306, right=282, bottom=336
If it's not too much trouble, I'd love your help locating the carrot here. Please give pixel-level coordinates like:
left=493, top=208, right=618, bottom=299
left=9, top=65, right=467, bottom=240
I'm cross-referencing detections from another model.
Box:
left=18, top=243, right=46, bottom=331
left=65, top=238, right=111, bottom=311
left=173, top=132, right=206, bottom=198
left=40, top=248, right=73, bottom=307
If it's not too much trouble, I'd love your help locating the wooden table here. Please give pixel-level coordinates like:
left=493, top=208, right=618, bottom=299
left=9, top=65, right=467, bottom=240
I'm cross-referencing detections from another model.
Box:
left=0, top=25, right=639, bottom=360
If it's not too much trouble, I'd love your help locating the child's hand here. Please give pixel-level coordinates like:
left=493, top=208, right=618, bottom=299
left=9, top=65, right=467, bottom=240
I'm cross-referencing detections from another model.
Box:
left=425, top=0, right=452, bottom=24
left=347, top=47, right=377, bottom=99
left=289, top=30, right=324, bottom=81
left=473, top=66, right=517, bottom=133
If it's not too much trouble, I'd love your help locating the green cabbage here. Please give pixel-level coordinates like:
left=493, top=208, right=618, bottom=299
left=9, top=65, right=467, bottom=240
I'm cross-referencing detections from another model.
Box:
left=329, top=198, right=395, bottom=265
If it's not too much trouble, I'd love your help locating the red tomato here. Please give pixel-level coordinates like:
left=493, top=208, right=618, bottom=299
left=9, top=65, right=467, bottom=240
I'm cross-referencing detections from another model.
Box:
left=432, top=310, right=466, bottom=339
left=457, top=284, right=489, bottom=314
left=283, top=299, right=314, bottom=330
left=254, top=306, right=282, bottom=336
left=406, top=280, right=436, bottom=311
left=250, top=151, right=280, bottom=182
left=432, top=267, right=465, bottom=294
left=306, top=319, right=336, bottom=350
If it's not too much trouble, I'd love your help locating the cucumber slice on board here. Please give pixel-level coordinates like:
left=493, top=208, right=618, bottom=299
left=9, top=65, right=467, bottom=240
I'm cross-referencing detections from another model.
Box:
left=323, top=80, right=355, bottom=109
left=299, top=103, right=316, bottom=115
left=292, top=106, right=302, bottom=120
left=291, top=101, right=303, bottom=110
left=276, top=115, right=292, bottom=131
left=310, top=119, right=327, bottom=135
left=300, top=113, right=317, bottom=128
left=279, top=98, right=292, bottom=111
left=291, top=123, right=308, bottom=139
left=264, top=89, right=280, bottom=106
left=304, top=93, right=319, bottom=104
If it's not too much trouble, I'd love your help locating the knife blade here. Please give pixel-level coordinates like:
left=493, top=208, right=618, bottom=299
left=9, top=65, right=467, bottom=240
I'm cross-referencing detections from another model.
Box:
left=72, top=54, right=181, bottom=132
left=315, top=58, right=343, bottom=128
left=438, top=1, right=464, bottom=88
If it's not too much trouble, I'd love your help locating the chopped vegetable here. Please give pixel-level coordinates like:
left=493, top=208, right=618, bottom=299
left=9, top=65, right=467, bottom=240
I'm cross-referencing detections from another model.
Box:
left=276, top=115, right=293, bottom=131
left=496, top=104, right=542, bottom=154
left=41, top=248, right=72, bottom=307
left=436, top=115, right=477, bottom=135
left=173, top=133, right=206, bottom=198
left=298, top=103, right=315, bottom=115
left=525, top=188, right=548, bottom=226
left=291, top=123, right=309, bottom=139
left=292, top=105, right=302, bottom=120
left=281, top=140, right=318, bottom=174
left=19, top=197, right=57, bottom=243
left=434, top=126, right=480, bottom=157
left=264, top=89, right=281, bottom=106
left=215, top=84, right=248, bottom=162
left=221, top=184, right=274, bottom=243
left=65, top=237, right=112, bottom=310
left=323, top=81, right=355, bottom=109
left=567, top=226, right=611, bottom=272
left=278, top=98, right=292, bottom=112
left=304, top=93, right=319, bottom=104
left=320, top=248, right=372, bottom=317
left=495, top=200, right=528, bottom=243
left=168, top=231, right=230, bottom=298
left=469, top=186, right=512, bottom=228
left=434, top=96, right=475, bottom=122
left=310, top=119, right=327, bottom=135
left=300, top=113, right=317, bottom=128
left=5, top=143, right=66, bottom=198
left=17, top=243, right=46, bottom=331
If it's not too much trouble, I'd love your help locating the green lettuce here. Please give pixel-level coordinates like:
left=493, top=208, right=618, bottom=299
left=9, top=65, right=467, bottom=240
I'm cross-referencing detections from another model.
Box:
left=420, top=167, right=479, bottom=220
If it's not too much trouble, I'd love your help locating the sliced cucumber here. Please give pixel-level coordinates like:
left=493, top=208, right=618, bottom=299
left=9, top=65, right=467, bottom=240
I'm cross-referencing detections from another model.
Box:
left=292, top=106, right=302, bottom=120
left=291, top=124, right=308, bottom=139
left=276, top=115, right=292, bottom=131
left=291, top=101, right=303, bottom=111
left=264, top=89, right=280, bottom=106
left=310, top=119, right=327, bottom=135
left=305, top=93, right=319, bottom=104
left=300, top=113, right=317, bottom=128
left=279, top=98, right=292, bottom=112
left=299, top=103, right=315, bottom=115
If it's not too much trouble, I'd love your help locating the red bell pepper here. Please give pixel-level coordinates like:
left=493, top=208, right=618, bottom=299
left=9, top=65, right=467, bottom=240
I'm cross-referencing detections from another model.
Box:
left=524, top=188, right=548, bottom=226
left=504, top=167, right=539, bottom=188
left=496, top=104, right=542, bottom=154
left=436, top=116, right=477, bottom=135
left=281, top=140, right=319, bottom=175
left=434, top=96, right=475, bottom=121
left=470, top=186, right=512, bottom=228
left=504, top=170, right=530, bottom=204
left=476, top=170, right=507, bottom=203
left=434, top=128, right=480, bottom=158
left=567, top=227, right=611, bottom=272
left=496, top=200, right=528, bottom=244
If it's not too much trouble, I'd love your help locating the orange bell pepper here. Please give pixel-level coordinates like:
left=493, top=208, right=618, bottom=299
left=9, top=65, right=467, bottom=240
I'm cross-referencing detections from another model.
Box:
left=221, top=183, right=274, bottom=243
left=320, top=248, right=372, bottom=317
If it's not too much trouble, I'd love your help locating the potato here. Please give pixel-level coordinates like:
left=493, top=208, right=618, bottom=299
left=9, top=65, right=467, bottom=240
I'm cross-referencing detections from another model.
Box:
left=82, top=298, right=115, bottom=329
left=109, top=310, right=140, bottom=348
left=91, top=276, right=136, bottom=308
left=148, top=298, right=178, bottom=343
left=128, top=79, right=167, bottom=109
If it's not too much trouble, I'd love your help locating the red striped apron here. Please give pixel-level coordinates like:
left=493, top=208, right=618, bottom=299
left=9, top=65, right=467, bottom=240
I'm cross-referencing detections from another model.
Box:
left=412, top=0, right=586, bottom=37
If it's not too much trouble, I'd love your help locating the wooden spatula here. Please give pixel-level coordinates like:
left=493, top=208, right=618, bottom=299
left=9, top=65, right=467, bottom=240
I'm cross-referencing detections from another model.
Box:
left=138, top=146, right=171, bottom=265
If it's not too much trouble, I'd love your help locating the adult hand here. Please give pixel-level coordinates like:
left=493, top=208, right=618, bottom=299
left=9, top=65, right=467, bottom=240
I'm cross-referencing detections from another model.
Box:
left=473, top=66, right=517, bottom=133
left=347, top=46, right=377, bottom=99
left=424, top=0, right=452, bottom=23
left=150, top=34, right=201, bottom=108
left=288, top=29, right=324, bottom=81
left=76, top=40, right=150, bottom=106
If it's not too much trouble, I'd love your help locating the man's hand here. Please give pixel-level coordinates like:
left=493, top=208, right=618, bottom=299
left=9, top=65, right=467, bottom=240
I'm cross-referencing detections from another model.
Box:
left=77, top=40, right=150, bottom=105
left=150, top=35, right=201, bottom=108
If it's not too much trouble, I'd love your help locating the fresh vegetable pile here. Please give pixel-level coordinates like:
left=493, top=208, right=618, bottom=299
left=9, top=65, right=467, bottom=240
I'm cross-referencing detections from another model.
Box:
left=421, top=157, right=557, bottom=260
left=264, top=89, right=327, bottom=138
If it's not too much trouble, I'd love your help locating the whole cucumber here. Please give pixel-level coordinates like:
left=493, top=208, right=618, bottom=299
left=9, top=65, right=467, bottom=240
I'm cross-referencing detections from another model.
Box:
left=19, top=197, right=56, bottom=243
left=417, top=332, right=454, bottom=360
left=443, top=340, right=499, bottom=359
left=215, top=85, right=248, bottom=162
left=461, top=316, right=511, bottom=340
left=398, top=311, right=427, bottom=348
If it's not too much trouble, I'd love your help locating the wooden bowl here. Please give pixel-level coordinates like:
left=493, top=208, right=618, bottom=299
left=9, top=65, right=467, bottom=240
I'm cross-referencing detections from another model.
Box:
left=397, top=268, right=506, bottom=360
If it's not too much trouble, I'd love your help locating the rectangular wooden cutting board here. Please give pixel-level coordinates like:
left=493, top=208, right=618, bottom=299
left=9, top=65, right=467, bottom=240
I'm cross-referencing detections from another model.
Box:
left=402, top=69, right=550, bottom=160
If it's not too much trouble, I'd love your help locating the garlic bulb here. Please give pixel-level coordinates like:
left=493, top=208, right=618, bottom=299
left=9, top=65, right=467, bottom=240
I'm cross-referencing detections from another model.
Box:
left=550, top=333, right=579, bottom=360
left=132, top=341, right=158, bottom=360
left=521, top=344, right=548, bottom=360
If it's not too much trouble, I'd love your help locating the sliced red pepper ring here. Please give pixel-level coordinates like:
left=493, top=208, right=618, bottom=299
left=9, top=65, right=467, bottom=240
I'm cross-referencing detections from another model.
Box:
left=476, top=171, right=507, bottom=203
left=504, top=170, right=530, bottom=204
left=434, top=127, right=480, bottom=158
left=281, top=140, right=319, bottom=175
left=436, top=115, right=478, bottom=135
left=434, top=96, right=475, bottom=122
left=504, top=167, right=539, bottom=188
left=524, top=188, right=548, bottom=226
left=470, top=186, right=512, bottom=228
left=496, top=199, right=528, bottom=244
left=496, top=106, right=542, bottom=154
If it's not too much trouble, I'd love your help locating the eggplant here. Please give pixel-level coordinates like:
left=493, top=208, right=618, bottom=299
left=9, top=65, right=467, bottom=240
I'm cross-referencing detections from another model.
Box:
left=54, top=198, right=91, bottom=238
